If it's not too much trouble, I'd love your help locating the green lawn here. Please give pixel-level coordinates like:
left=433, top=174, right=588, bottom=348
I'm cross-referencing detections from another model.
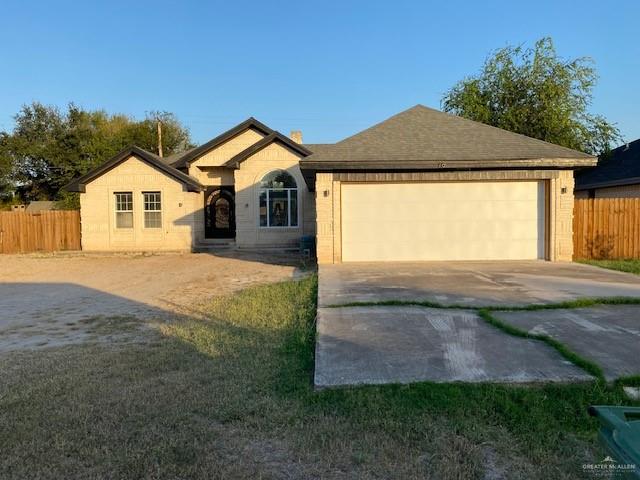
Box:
left=580, top=259, right=640, bottom=275
left=0, top=275, right=636, bottom=479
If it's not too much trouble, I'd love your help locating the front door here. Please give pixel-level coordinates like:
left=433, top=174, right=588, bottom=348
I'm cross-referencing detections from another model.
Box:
left=205, top=187, right=235, bottom=239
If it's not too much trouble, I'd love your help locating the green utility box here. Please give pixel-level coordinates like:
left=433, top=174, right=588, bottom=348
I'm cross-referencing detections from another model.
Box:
left=589, top=406, right=640, bottom=478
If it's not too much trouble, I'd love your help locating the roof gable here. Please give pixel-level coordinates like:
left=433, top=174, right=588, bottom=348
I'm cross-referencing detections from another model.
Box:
left=575, top=139, right=640, bottom=190
left=224, top=132, right=312, bottom=169
left=170, top=117, right=274, bottom=168
left=301, top=105, right=595, bottom=168
left=65, top=146, right=204, bottom=193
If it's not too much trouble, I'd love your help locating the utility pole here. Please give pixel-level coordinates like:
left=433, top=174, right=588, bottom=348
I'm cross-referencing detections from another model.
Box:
left=157, top=118, right=163, bottom=158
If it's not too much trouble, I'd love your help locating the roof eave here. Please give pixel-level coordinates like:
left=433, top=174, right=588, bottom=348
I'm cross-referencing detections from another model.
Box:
left=300, top=157, right=597, bottom=171
left=299, top=157, right=597, bottom=190
left=64, top=146, right=204, bottom=194
left=575, top=176, right=640, bottom=191
left=173, top=117, right=275, bottom=169
left=224, top=132, right=313, bottom=169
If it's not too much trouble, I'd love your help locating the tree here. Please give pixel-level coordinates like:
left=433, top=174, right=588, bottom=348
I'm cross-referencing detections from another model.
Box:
left=441, top=37, right=621, bottom=155
left=0, top=132, right=15, bottom=202
left=0, top=103, right=193, bottom=206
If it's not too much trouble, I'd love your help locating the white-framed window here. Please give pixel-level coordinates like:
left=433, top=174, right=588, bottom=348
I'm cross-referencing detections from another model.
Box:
left=258, top=170, right=298, bottom=228
left=143, top=191, right=162, bottom=228
left=114, top=192, right=133, bottom=228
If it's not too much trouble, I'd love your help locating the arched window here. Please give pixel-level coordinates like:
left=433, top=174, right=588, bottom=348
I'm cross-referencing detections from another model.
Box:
left=259, top=170, right=298, bottom=227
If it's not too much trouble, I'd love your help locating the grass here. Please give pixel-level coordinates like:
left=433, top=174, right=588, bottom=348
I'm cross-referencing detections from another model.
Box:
left=1, top=275, right=638, bottom=479
left=330, top=296, right=640, bottom=311
left=579, top=258, right=640, bottom=275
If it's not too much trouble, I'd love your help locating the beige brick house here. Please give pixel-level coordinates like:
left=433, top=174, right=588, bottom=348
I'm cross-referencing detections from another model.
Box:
left=66, top=105, right=596, bottom=263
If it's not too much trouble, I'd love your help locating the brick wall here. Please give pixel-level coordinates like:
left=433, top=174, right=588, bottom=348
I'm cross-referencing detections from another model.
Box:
left=80, top=155, right=199, bottom=251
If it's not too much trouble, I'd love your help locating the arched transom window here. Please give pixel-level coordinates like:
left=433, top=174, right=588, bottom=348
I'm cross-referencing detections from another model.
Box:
left=259, top=170, right=298, bottom=227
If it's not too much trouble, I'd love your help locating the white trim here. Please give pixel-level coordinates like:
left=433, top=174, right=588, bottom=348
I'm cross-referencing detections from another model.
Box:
left=114, top=191, right=134, bottom=229
left=142, top=191, right=162, bottom=229
left=258, top=187, right=299, bottom=229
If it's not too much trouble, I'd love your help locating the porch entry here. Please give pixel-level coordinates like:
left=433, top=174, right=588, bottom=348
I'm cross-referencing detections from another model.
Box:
left=204, top=186, right=235, bottom=239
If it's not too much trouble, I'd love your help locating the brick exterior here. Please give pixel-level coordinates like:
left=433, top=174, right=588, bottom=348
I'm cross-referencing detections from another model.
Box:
left=233, top=143, right=315, bottom=247
left=80, top=155, right=200, bottom=251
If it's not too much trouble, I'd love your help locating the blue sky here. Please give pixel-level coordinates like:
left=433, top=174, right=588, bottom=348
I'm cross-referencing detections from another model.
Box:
left=1, top=0, right=638, bottom=145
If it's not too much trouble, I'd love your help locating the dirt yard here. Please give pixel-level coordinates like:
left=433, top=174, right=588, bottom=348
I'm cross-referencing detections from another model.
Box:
left=0, top=251, right=306, bottom=352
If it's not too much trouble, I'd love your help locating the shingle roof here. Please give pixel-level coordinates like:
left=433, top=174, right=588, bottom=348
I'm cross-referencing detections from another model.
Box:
left=575, top=139, right=640, bottom=190
left=303, top=144, right=333, bottom=154
left=65, top=146, right=204, bottom=193
left=301, top=105, right=595, bottom=170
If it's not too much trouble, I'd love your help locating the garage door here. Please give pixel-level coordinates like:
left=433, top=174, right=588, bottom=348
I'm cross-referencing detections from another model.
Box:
left=341, top=181, right=545, bottom=262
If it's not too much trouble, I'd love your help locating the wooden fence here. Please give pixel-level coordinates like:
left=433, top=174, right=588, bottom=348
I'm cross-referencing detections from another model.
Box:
left=0, top=211, right=81, bottom=254
left=573, top=198, right=640, bottom=260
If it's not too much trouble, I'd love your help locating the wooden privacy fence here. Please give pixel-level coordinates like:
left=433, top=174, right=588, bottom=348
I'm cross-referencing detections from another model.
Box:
left=573, top=198, right=640, bottom=260
left=0, top=211, right=81, bottom=254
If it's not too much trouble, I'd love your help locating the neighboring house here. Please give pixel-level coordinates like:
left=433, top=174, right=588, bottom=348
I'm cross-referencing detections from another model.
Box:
left=66, top=105, right=595, bottom=263
left=575, top=139, right=640, bottom=198
left=25, top=201, right=56, bottom=213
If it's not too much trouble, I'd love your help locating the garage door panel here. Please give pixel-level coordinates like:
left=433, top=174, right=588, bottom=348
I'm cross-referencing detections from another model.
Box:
left=341, top=182, right=545, bottom=262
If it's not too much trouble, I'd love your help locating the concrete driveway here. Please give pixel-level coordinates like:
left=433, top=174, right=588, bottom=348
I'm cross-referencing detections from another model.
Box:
left=318, top=261, right=640, bottom=307
left=315, top=261, right=640, bottom=387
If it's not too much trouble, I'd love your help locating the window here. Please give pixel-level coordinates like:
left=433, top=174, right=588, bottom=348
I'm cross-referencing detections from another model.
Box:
left=114, top=192, right=133, bottom=228
left=143, top=192, right=162, bottom=228
left=259, top=170, right=298, bottom=227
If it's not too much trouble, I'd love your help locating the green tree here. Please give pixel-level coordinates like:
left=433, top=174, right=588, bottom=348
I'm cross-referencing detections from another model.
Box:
left=0, top=103, right=193, bottom=206
left=0, top=132, right=15, bottom=202
left=441, top=37, right=621, bottom=155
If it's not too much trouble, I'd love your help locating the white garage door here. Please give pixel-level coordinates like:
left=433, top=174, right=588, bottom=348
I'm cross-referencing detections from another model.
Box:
left=341, top=181, right=545, bottom=262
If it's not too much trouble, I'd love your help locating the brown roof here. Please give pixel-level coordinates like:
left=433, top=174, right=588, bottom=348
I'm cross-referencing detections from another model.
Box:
left=301, top=105, right=595, bottom=170
left=65, top=146, right=204, bottom=193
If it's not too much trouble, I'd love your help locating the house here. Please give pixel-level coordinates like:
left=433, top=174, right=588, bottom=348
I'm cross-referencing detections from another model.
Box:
left=575, top=139, right=640, bottom=198
left=65, top=105, right=596, bottom=263
left=25, top=201, right=56, bottom=213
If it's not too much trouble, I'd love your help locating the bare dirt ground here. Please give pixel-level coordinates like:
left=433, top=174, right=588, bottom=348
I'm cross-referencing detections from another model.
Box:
left=0, top=251, right=307, bottom=352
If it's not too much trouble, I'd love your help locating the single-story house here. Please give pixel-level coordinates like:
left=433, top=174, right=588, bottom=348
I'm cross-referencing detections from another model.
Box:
left=575, top=139, right=640, bottom=198
left=66, top=105, right=596, bottom=263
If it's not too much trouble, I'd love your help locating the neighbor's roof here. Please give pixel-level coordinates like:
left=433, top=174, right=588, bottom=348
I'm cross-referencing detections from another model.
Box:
left=170, top=117, right=274, bottom=169
left=300, top=105, right=596, bottom=171
left=25, top=201, right=56, bottom=212
left=65, top=146, right=204, bottom=193
left=575, top=139, right=640, bottom=190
